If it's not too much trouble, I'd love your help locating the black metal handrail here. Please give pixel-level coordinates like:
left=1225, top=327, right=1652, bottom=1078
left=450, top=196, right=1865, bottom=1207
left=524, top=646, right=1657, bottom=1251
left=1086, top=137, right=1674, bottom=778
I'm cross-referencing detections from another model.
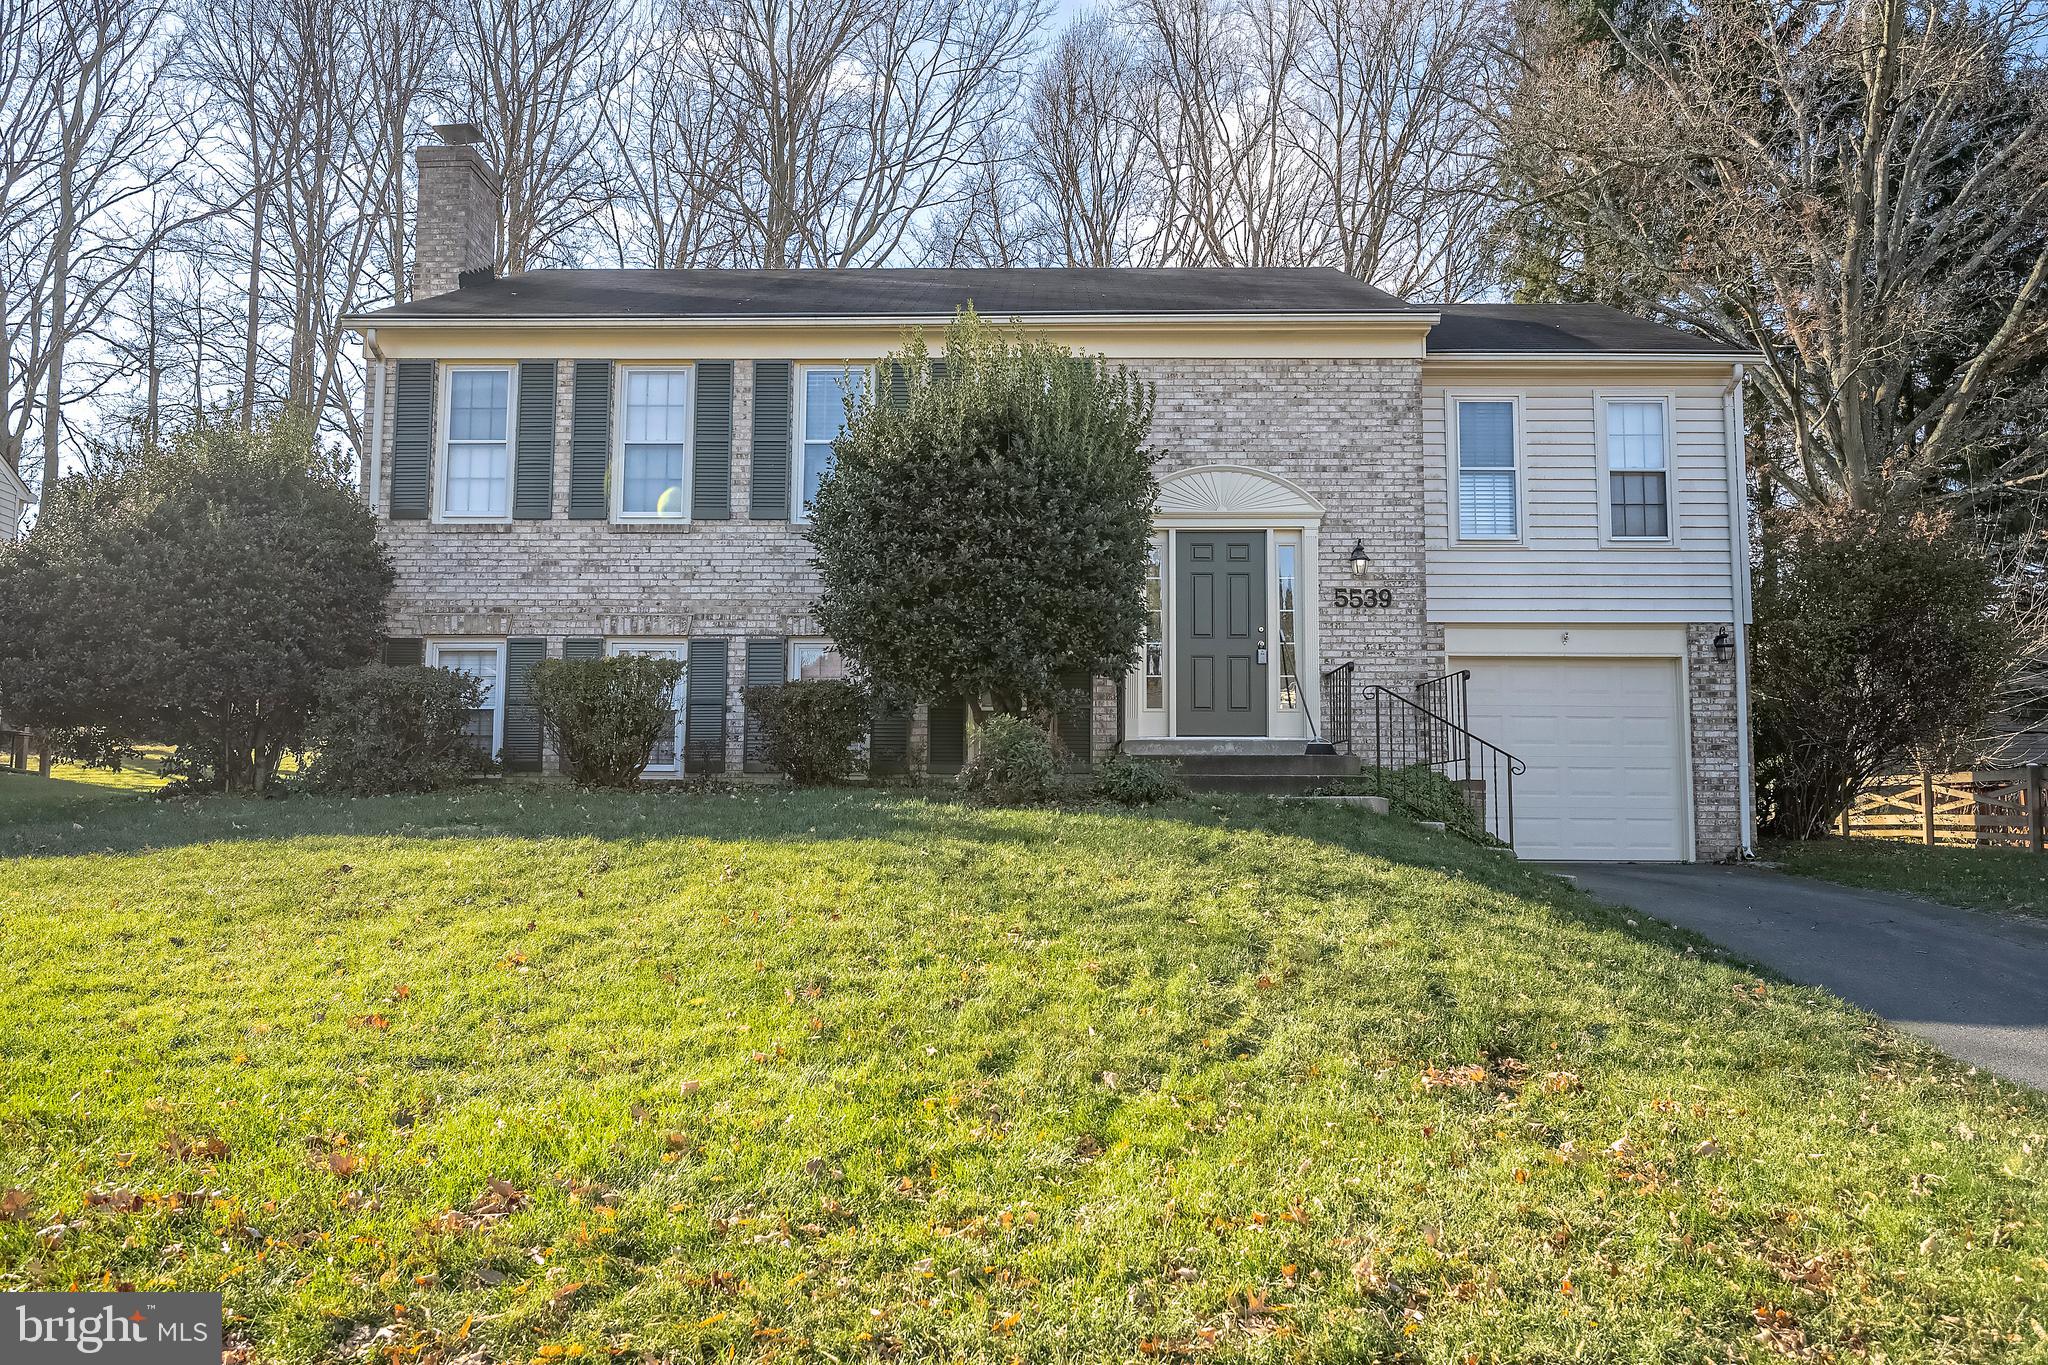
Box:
left=1320, top=661, right=1356, bottom=753
left=1368, top=684, right=1526, bottom=848
left=1415, top=668, right=1470, bottom=732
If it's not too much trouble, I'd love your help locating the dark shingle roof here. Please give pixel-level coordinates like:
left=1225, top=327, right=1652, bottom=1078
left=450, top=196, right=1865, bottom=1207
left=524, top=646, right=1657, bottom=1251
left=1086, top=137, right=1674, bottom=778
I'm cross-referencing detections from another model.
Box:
left=1427, top=303, right=1749, bottom=356
left=357, top=267, right=1415, bottom=321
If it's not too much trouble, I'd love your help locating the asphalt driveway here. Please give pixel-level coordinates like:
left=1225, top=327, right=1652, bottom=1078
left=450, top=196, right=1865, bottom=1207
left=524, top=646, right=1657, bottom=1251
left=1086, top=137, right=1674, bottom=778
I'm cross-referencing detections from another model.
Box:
left=1555, top=862, right=2048, bottom=1090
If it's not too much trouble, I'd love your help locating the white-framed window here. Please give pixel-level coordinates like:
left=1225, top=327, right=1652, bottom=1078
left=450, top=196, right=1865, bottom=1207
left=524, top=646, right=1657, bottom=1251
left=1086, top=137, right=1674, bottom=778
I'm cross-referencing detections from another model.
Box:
left=1142, top=541, right=1165, bottom=710
left=1275, top=541, right=1299, bottom=711
left=1603, top=396, right=1672, bottom=540
left=427, top=640, right=506, bottom=760
left=615, top=368, right=692, bottom=520
left=1453, top=397, right=1519, bottom=540
left=439, top=367, right=514, bottom=519
left=789, top=639, right=848, bottom=682
left=607, top=640, right=688, bottom=774
left=794, top=365, right=869, bottom=520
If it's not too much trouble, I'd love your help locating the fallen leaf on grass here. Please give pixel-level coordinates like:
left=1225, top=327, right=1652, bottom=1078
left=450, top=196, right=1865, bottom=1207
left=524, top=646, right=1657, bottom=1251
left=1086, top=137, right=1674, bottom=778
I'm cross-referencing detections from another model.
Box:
left=161, top=1134, right=229, bottom=1161
left=0, top=1189, right=31, bottom=1222
left=348, top=1014, right=390, bottom=1031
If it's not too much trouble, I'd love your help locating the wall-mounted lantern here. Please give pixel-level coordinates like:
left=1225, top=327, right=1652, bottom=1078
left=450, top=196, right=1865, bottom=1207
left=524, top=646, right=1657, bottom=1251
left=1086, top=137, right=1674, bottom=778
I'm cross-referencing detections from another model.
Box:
left=1713, top=628, right=1735, bottom=658
left=1348, top=538, right=1371, bottom=579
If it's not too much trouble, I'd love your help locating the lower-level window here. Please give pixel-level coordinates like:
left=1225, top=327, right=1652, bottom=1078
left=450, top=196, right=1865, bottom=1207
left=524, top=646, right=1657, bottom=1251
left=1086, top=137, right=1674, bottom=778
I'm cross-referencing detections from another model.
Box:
left=608, top=641, right=687, bottom=775
left=790, top=639, right=847, bottom=682
left=427, top=640, right=505, bottom=760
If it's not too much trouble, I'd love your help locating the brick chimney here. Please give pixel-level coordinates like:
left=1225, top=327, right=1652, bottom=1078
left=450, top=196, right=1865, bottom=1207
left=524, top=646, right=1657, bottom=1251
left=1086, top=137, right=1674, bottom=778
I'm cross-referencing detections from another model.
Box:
left=412, top=123, right=500, bottom=299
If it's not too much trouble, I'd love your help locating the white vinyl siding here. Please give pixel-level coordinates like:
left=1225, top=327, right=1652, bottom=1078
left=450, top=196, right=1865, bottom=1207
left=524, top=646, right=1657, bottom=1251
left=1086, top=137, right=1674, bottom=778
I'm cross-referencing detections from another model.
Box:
left=794, top=366, right=867, bottom=519
left=1423, top=375, right=1739, bottom=623
left=617, top=368, right=691, bottom=520
left=440, top=368, right=513, bottom=519
left=1454, top=399, right=1519, bottom=539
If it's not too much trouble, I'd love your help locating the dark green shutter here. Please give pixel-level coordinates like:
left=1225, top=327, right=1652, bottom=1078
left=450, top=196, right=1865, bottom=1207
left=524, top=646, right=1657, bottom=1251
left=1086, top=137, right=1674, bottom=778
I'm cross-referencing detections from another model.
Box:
left=927, top=699, right=966, bottom=775
left=884, top=360, right=911, bottom=411
left=685, top=640, right=729, bottom=774
left=748, top=361, right=792, bottom=519
left=569, top=361, right=612, bottom=519
left=503, top=638, right=545, bottom=771
left=743, top=638, right=789, bottom=772
left=692, top=360, right=733, bottom=520
left=870, top=701, right=910, bottom=776
left=514, top=361, right=556, bottom=519
left=562, top=637, right=603, bottom=661
left=928, top=357, right=948, bottom=383
left=389, top=361, right=435, bottom=519
left=382, top=637, right=425, bottom=666
left=1055, top=670, right=1093, bottom=769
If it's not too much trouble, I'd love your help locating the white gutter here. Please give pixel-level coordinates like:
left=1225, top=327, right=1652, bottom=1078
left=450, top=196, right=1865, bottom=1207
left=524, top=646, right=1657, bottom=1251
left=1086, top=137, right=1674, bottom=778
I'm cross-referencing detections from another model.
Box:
left=364, top=329, right=385, bottom=514
left=1429, top=350, right=1765, bottom=365
left=1724, top=362, right=1755, bottom=856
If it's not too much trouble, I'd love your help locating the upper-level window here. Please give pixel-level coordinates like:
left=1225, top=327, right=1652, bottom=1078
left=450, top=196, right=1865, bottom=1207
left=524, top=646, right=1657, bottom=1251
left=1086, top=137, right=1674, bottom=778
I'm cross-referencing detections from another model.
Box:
left=619, top=368, right=691, bottom=519
left=796, top=365, right=868, bottom=519
left=442, top=368, right=512, bottom=518
left=1606, top=398, right=1670, bottom=539
left=1455, top=399, right=1518, bottom=539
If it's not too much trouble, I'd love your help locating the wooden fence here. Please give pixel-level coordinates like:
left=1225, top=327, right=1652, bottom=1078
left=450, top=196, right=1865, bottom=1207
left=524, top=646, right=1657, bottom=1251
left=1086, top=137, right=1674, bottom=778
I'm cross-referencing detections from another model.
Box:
left=1843, top=768, right=2047, bottom=850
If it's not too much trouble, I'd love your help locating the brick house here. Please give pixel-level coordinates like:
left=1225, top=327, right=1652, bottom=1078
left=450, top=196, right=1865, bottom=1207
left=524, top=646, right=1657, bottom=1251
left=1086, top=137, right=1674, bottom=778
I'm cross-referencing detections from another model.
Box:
left=344, top=133, right=1757, bottom=862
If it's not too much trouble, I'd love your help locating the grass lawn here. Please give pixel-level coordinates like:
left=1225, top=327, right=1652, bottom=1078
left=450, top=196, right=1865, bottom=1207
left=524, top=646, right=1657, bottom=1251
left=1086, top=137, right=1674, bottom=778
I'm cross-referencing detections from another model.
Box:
left=3, top=790, right=2046, bottom=1363
left=1767, top=836, right=2048, bottom=920
left=0, top=754, right=165, bottom=825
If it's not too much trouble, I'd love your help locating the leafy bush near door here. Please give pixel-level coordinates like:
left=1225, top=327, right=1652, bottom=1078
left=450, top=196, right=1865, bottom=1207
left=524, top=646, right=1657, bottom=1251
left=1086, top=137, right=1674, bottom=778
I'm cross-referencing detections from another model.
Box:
left=962, top=715, right=1061, bottom=804
left=745, top=680, right=868, bottom=783
left=529, top=655, right=686, bottom=788
left=1094, top=753, right=1186, bottom=805
left=303, top=665, right=494, bottom=794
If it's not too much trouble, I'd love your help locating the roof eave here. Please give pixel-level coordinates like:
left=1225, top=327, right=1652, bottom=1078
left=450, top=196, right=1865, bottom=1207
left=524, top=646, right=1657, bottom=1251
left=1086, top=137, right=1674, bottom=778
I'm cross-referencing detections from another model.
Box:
left=340, top=309, right=1438, bottom=332
left=1423, top=348, right=1762, bottom=364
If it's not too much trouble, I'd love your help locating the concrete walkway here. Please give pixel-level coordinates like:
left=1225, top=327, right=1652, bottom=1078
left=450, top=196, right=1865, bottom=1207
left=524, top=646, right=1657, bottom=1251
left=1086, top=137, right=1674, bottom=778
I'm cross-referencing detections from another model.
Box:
left=1554, top=862, right=2048, bottom=1090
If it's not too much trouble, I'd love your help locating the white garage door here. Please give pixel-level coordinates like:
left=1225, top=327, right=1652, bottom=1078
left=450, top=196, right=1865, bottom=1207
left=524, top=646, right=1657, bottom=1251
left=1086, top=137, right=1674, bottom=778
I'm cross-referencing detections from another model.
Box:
left=1455, top=657, right=1688, bottom=862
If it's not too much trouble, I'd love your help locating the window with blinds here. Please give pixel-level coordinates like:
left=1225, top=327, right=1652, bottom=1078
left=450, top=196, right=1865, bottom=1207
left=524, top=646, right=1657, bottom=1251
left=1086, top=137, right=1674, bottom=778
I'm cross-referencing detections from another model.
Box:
left=1455, top=399, right=1518, bottom=539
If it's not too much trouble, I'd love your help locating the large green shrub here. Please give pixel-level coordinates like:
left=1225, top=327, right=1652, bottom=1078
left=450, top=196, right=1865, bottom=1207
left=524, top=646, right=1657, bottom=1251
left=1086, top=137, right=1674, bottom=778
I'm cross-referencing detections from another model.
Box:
left=962, top=715, right=1062, bottom=805
left=745, top=680, right=867, bottom=784
left=302, top=665, right=494, bottom=795
left=1094, top=753, right=1186, bottom=805
left=528, top=655, right=686, bottom=787
left=806, top=308, right=1156, bottom=723
left=1753, top=506, right=2015, bottom=839
left=0, top=416, right=391, bottom=793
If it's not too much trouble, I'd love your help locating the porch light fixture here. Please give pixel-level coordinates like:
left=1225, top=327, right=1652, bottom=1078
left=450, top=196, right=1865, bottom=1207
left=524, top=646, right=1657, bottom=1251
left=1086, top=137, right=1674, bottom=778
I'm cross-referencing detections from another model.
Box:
left=1713, top=628, right=1735, bottom=657
left=1348, top=539, right=1371, bottom=578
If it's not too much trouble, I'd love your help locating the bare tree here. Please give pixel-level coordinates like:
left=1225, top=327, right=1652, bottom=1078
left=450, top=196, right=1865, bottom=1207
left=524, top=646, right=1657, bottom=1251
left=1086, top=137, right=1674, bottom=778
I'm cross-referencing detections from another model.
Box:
left=1020, top=11, right=1158, bottom=266
left=446, top=0, right=627, bottom=272
left=602, top=2, right=747, bottom=268
left=1497, top=0, right=2048, bottom=511
left=1293, top=0, right=1501, bottom=297
left=670, top=0, right=1046, bottom=268
left=0, top=0, right=200, bottom=490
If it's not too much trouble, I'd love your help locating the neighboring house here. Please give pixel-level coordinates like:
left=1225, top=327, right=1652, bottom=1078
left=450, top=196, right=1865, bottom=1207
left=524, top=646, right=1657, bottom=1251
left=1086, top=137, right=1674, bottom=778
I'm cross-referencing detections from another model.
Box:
left=0, top=460, right=26, bottom=543
left=342, top=134, right=1757, bottom=862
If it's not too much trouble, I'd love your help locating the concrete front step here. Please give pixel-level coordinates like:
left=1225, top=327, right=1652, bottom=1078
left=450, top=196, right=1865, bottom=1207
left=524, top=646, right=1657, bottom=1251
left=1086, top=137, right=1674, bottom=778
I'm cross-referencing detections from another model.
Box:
left=1123, top=737, right=1326, bottom=759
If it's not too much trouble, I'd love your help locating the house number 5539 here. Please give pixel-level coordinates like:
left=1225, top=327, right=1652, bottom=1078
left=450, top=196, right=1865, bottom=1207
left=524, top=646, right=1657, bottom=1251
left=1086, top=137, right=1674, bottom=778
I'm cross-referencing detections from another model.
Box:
left=1334, top=587, right=1394, bottom=609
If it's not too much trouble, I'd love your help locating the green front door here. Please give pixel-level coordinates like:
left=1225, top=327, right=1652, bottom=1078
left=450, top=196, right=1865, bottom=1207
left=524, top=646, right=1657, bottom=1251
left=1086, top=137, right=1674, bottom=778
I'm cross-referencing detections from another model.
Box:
left=1176, top=531, right=1267, bottom=737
